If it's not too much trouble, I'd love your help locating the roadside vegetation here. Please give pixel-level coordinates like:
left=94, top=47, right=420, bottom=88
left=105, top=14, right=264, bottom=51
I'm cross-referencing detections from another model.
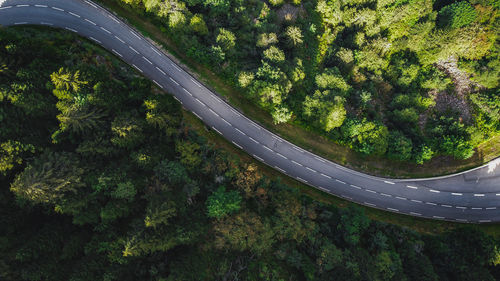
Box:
left=111, top=0, right=499, bottom=167
left=1, top=26, right=499, bottom=281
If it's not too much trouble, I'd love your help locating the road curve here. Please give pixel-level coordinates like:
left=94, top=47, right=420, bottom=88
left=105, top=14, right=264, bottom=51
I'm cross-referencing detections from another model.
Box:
left=1, top=0, right=499, bottom=223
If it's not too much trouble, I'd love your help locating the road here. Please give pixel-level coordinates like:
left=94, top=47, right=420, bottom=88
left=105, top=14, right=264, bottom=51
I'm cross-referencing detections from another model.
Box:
left=1, top=0, right=499, bottom=223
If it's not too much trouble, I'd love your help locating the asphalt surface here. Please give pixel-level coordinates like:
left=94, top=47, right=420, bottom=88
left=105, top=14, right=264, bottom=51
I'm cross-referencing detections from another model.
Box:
left=1, top=0, right=499, bottom=223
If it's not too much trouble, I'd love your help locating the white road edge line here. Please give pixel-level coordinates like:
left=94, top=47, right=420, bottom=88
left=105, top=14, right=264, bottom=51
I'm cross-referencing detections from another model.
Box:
left=192, top=112, right=203, bottom=120
left=152, top=80, right=163, bottom=89
left=84, top=0, right=98, bottom=9
left=111, top=49, right=123, bottom=57
left=274, top=166, right=286, bottom=173
left=89, top=37, right=101, bottom=44
left=296, top=177, right=307, bottom=183
left=132, top=64, right=143, bottom=73
left=190, top=78, right=202, bottom=87
left=253, top=154, right=264, bottom=162
left=232, top=141, right=243, bottom=149
left=65, top=27, right=78, bottom=33
left=212, top=127, right=222, bottom=135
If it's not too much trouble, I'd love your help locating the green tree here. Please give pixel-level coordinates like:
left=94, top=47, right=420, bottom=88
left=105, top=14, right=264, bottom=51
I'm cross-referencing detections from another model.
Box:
left=272, top=106, right=293, bottom=124
left=189, top=14, right=208, bottom=35
left=50, top=68, right=87, bottom=93
left=0, top=140, right=35, bottom=175
left=10, top=151, right=84, bottom=204
left=438, top=1, right=478, bottom=29
left=263, top=46, right=285, bottom=63
left=206, top=186, right=242, bottom=218
left=285, top=26, right=303, bottom=46
left=216, top=28, right=236, bottom=51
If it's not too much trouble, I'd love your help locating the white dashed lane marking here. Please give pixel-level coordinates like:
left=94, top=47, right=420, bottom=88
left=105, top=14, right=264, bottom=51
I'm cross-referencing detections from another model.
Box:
left=380, top=193, right=391, bottom=197
left=384, top=181, right=395, bottom=185
left=142, top=56, right=153, bottom=64
left=16, top=4, right=29, bottom=7
left=68, top=11, right=81, bottom=18
left=321, top=173, right=332, bottom=179
left=291, top=160, right=303, bottom=167
left=114, top=35, right=125, bottom=43
left=365, top=189, right=376, bottom=194
left=350, top=184, right=361, bottom=190
left=306, top=167, right=316, bottom=173
left=155, top=66, right=166, bottom=75
left=51, top=6, right=64, bottom=11
left=14, top=22, right=27, bottom=25
left=222, top=119, right=231, bottom=126
left=452, top=193, right=462, bottom=196
left=249, top=137, right=259, bottom=144
left=396, top=196, right=407, bottom=200
left=35, top=4, right=48, bottom=8
left=235, top=128, right=245, bottom=135
left=85, top=18, right=96, bottom=25
left=208, top=108, right=219, bottom=117
left=474, top=194, right=485, bottom=197
left=406, top=185, right=418, bottom=189
left=169, top=77, right=179, bottom=85
left=336, top=179, right=346, bottom=184
left=429, top=189, right=440, bottom=193
left=276, top=153, right=287, bottom=159
left=263, top=146, right=273, bottom=152
left=129, top=46, right=139, bottom=54
left=100, top=26, right=111, bottom=34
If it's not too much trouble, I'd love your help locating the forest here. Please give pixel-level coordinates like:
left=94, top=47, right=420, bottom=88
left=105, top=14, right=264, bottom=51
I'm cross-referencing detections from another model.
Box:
left=0, top=26, right=499, bottom=280
left=115, top=0, right=500, bottom=164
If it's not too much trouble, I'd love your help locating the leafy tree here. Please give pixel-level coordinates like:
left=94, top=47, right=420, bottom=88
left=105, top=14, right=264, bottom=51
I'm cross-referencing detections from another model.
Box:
left=189, top=14, right=208, bottom=35
left=263, top=46, right=285, bottom=63
left=341, top=118, right=389, bottom=155
left=238, top=71, right=255, bottom=88
left=214, top=210, right=275, bottom=255
left=206, top=186, right=242, bottom=218
left=272, top=106, right=293, bottom=124
left=337, top=206, right=370, bottom=246
left=256, top=33, right=278, bottom=48
left=216, top=28, right=236, bottom=51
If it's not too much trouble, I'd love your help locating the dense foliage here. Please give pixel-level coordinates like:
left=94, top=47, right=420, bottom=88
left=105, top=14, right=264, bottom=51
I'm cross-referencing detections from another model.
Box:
left=1, top=27, right=499, bottom=281
left=116, top=0, right=499, bottom=163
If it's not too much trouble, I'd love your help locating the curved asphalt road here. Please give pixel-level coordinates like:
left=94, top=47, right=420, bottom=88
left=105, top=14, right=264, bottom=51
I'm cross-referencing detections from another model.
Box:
left=1, top=0, right=499, bottom=223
